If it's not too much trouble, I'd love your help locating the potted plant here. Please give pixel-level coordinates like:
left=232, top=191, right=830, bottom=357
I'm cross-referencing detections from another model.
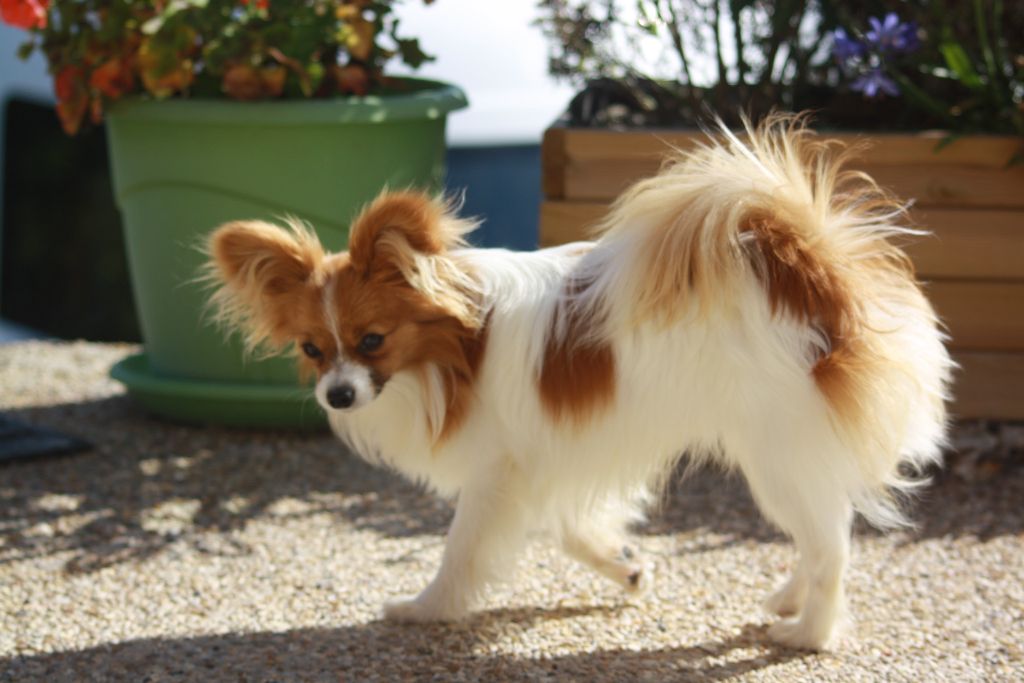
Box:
left=536, top=0, right=1024, bottom=420
left=4, top=0, right=467, bottom=428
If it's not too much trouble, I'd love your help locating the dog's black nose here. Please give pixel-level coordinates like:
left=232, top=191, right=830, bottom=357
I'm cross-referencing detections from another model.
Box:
left=326, top=384, right=356, bottom=409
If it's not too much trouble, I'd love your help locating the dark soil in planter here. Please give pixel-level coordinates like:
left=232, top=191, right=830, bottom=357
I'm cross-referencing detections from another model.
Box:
left=563, top=78, right=983, bottom=133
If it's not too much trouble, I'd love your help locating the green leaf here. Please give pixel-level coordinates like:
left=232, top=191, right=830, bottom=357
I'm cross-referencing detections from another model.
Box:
left=141, top=17, right=162, bottom=35
left=635, top=1, right=659, bottom=36
left=16, top=40, right=35, bottom=61
left=395, top=37, right=432, bottom=69
left=304, top=62, right=324, bottom=96
left=932, top=133, right=961, bottom=152
left=939, top=41, right=984, bottom=90
left=142, top=0, right=209, bottom=35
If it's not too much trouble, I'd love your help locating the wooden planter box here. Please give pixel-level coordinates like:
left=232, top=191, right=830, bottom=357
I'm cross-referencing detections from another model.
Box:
left=541, top=126, right=1024, bottom=420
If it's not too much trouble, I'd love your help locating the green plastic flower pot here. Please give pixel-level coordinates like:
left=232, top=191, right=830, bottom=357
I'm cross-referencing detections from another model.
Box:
left=106, top=78, right=467, bottom=429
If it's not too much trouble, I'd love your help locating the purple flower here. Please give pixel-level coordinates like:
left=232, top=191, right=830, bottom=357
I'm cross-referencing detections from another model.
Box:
left=831, top=28, right=864, bottom=63
left=896, top=21, right=921, bottom=52
left=850, top=68, right=900, bottom=98
left=865, top=13, right=920, bottom=53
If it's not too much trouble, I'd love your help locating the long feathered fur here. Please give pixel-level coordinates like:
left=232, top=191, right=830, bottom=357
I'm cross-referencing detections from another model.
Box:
left=200, top=216, right=327, bottom=358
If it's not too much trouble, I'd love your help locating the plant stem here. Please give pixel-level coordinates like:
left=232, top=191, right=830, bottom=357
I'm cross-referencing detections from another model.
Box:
left=984, top=0, right=1023, bottom=135
left=973, top=0, right=1004, bottom=105
left=659, top=0, right=694, bottom=86
left=730, top=0, right=748, bottom=86
left=763, top=0, right=798, bottom=85
left=885, top=66, right=958, bottom=127
left=712, top=0, right=728, bottom=87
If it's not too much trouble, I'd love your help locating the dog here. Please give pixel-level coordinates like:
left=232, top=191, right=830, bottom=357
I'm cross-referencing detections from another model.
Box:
left=204, top=115, right=952, bottom=650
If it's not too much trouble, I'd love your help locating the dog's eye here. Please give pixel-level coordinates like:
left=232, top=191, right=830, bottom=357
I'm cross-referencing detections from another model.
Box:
left=301, top=342, right=323, bottom=360
left=358, top=333, right=384, bottom=354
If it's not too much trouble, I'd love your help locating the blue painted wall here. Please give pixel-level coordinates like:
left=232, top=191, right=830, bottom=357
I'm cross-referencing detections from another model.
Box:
left=446, top=145, right=540, bottom=252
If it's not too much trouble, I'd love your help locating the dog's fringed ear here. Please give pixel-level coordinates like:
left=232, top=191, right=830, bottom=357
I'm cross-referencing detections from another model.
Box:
left=347, top=190, right=483, bottom=327
left=348, top=191, right=476, bottom=273
left=204, top=218, right=324, bottom=355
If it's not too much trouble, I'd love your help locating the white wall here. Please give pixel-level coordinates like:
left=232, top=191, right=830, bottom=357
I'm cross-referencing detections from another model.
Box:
left=393, top=0, right=575, bottom=146
left=0, top=22, right=50, bottom=102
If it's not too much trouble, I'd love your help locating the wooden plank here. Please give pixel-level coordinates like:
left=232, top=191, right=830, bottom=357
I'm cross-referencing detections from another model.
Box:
left=927, top=281, right=1024, bottom=351
left=905, top=208, right=1024, bottom=280
left=863, top=163, right=1024, bottom=210
left=559, top=157, right=1024, bottom=207
left=563, top=160, right=655, bottom=201
left=539, top=201, right=607, bottom=247
left=952, top=351, right=1024, bottom=419
left=541, top=126, right=568, bottom=200
left=837, top=133, right=1023, bottom=168
left=554, top=127, right=1022, bottom=168
left=541, top=201, right=1024, bottom=281
left=561, top=129, right=702, bottom=163
left=545, top=127, right=1024, bottom=207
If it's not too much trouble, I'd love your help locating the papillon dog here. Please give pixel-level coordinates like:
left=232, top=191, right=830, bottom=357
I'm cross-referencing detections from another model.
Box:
left=204, top=115, right=952, bottom=650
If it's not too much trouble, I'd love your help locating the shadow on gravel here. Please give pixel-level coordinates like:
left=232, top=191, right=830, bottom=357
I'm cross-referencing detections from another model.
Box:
left=0, top=611, right=812, bottom=682
left=2, top=395, right=1022, bottom=576
left=647, top=454, right=1024, bottom=548
left=0, top=397, right=452, bottom=576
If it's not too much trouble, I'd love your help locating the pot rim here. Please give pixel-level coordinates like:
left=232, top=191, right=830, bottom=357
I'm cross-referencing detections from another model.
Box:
left=108, top=77, right=468, bottom=125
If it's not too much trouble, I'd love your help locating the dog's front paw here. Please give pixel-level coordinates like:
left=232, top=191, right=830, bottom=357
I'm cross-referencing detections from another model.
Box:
left=767, top=618, right=837, bottom=651
left=764, top=579, right=806, bottom=617
left=383, top=592, right=466, bottom=623
left=621, top=557, right=653, bottom=595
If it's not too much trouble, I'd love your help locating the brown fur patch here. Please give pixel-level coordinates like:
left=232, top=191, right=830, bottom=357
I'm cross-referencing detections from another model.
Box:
left=348, top=191, right=448, bottom=274
left=538, top=278, right=616, bottom=425
left=206, top=219, right=328, bottom=355
left=327, top=250, right=486, bottom=443
left=436, top=313, right=491, bottom=442
left=743, top=214, right=853, bottom=363
left=743, top=215, right=856, bottom=349
left=742, top=214, right=894, bottom=426
left=346, top=191, right=481, bottom=329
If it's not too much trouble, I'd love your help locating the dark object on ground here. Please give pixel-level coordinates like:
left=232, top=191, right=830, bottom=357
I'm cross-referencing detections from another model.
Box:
left=0, top=413, right=91, bottom=463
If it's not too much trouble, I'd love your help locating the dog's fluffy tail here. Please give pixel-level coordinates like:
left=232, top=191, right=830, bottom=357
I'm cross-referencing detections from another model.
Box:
left=580, top=113, right=953, bottom=527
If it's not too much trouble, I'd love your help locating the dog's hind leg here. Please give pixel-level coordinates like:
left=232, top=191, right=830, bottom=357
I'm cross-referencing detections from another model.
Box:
left=560, top=519, right=650, bottom=593
left=384, top=460, right=529, bottom=622
left=764, top=556, right=808, bottom=617
left=733, top=433, right=854, bottom=651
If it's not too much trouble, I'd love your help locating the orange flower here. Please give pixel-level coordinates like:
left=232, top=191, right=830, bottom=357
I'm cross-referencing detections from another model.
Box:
left=259, top=66, right=286, bottom=97
left=138, top=36, right=195, bottom=98
left=0, top=0, right=48, bottom=29
left=240, top=0, right=268, bottom=9
left=222, top=64, right=263, bottom=101
left=332, top=64, right=369, bottom=96
left=90, top=57, right=135, bottom=99
left=344, top=17, right=375, bottom=61
left=89, top=94, right=104, bottom=125
left=54, top=65, right=88, bottom=135
left=222, top=64, right=287, bottom=100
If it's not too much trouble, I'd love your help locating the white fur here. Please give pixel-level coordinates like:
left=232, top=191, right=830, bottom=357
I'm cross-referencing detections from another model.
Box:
left=315, top=129, right=951, bottom=651
left=323, top=244, right=949, bottom=649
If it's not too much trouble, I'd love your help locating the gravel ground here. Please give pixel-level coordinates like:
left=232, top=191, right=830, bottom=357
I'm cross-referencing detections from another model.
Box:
left=1, top=340, right=1022, bottom=682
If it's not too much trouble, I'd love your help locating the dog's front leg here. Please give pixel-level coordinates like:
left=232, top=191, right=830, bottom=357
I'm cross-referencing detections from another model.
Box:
left=384, top=462, right=527, bottom=622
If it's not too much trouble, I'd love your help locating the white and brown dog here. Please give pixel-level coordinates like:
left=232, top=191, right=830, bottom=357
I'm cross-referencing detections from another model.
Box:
left=205, top=116, right=952, bottom=650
